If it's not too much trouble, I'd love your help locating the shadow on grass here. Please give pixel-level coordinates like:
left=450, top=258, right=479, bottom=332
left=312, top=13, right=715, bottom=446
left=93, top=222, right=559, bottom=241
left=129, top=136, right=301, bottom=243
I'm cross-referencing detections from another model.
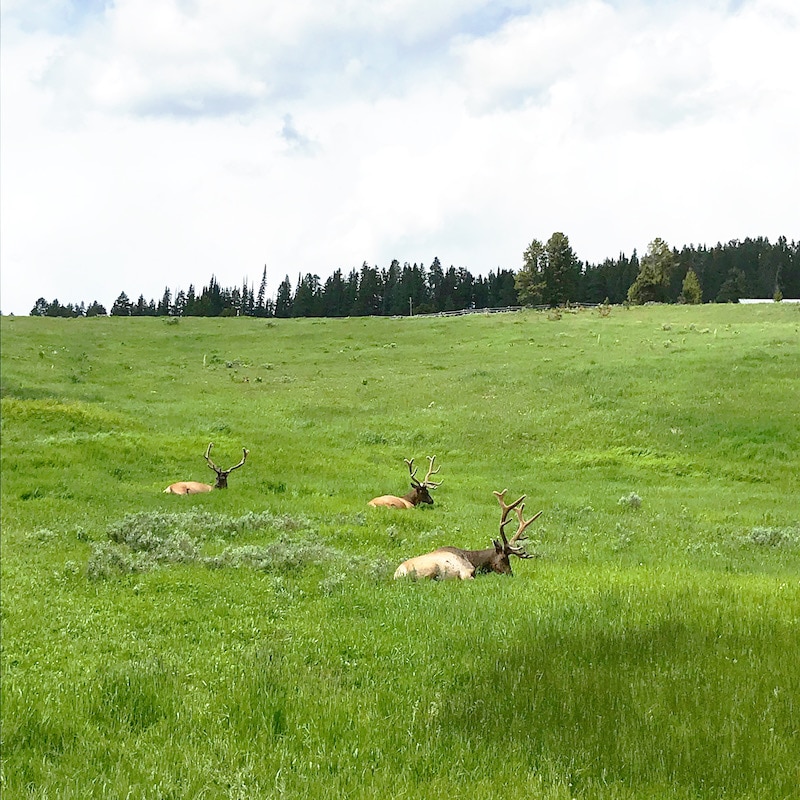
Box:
left=437, top=614, right=798, bottom=797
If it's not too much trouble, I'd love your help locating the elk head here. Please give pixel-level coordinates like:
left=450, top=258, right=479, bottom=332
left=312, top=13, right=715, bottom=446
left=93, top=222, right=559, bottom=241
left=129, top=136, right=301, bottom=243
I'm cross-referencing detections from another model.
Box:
left=368, top=455, right=442, bottom=508
left=403, top=455, right=442, bottom=505
left=164, top=442, right=249, bottom=494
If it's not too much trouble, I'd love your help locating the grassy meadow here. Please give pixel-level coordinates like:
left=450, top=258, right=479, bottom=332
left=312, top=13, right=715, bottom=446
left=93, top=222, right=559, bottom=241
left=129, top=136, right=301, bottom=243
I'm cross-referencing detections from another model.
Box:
left=1, top=304, right=799, bottom=799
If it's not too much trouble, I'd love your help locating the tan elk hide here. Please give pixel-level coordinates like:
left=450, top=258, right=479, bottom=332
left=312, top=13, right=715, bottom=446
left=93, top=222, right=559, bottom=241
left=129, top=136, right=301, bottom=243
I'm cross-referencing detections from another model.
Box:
left=369, top=456, right=442, bottom=508
left=393, top=490, right=542, bottom=580
left=164, top=443, right=249, bottom=494
left=394, top=550, right=476, bottom=580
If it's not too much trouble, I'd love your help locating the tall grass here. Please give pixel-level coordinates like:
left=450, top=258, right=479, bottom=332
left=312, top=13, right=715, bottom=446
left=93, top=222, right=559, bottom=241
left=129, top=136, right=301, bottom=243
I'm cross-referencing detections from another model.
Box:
left=1, top=305, right=799, bottom=798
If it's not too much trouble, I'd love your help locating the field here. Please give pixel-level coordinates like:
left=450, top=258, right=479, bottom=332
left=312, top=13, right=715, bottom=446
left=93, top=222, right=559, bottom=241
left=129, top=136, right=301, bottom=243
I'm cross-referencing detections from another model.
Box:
left=1, top=304, right=799, bottom=799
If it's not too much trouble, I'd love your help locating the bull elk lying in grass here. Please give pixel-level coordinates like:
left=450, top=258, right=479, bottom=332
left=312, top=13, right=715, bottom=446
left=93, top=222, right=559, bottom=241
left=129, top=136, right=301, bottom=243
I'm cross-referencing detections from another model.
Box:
left=394, top=490, right=542, bottom=579
left=164, top=443, right=249, bottom=494
left=369, top=456, right=442, bottom=508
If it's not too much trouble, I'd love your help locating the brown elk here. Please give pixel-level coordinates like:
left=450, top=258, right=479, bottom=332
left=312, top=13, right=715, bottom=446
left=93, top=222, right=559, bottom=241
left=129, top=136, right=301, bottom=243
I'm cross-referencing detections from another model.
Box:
left=393, top=490, right=542, bottom=579
left=164, top=443, right=249, bottom=495
left=368, top=456, right=442, bottom=509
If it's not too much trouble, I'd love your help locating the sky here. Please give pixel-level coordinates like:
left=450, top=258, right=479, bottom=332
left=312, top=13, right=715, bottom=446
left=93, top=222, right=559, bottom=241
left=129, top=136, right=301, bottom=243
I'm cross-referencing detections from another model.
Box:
left=1, top=0, right=799, bottom=315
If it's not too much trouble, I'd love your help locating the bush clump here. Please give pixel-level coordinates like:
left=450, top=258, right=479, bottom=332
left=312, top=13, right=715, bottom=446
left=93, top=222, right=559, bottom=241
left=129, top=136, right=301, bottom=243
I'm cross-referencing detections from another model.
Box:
left=203, top=536, right=340, bottom=572
left=88, top=510, right=339, bottom=579
left=618, top=492, right=642, bottom=509
left=747, top=526, right=799, bottom=548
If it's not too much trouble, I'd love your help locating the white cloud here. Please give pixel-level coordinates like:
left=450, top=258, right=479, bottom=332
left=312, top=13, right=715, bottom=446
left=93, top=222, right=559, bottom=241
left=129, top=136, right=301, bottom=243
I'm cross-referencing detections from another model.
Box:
left=1, top=0, right=799, bottom=313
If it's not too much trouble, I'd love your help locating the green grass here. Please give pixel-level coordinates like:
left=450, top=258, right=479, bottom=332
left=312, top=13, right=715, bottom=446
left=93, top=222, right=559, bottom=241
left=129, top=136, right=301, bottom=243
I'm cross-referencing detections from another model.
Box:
left=2, top=304, right=799, bottom=799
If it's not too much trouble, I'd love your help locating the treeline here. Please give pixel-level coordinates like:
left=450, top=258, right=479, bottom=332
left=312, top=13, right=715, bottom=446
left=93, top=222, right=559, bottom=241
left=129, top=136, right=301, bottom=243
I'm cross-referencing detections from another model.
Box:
left=580, top=236, right=798, bottom=305
left=30, top=261, right=518, bottom=318
left=30, top=236, right=798, bottom=318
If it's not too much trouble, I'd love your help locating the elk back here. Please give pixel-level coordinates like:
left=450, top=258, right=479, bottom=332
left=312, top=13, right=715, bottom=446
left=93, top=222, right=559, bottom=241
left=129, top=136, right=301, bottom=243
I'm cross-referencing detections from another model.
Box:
left=393, top=550, right=475, bottom=580
left=164, top=481, right=214, bottom=495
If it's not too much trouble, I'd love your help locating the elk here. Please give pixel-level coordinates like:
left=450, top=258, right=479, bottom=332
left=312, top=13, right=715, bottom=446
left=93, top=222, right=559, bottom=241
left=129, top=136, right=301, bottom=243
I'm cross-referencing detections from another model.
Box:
left=164, top=443, right=249, bottom=495
left=368, top=456, right=442, bottom=509
left=393, top=490, right=542, bottom=580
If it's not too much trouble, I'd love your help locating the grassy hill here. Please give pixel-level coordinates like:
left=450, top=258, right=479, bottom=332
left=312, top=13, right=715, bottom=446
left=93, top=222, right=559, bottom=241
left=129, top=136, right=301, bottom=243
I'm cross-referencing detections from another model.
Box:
left=2, top=304, right=798, bottom=799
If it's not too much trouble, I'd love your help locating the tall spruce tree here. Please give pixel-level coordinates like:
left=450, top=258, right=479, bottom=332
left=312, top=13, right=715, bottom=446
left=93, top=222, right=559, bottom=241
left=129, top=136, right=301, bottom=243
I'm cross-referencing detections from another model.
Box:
left=543, top=232, right=581, bottom=306
left=275, top=275, right=293, bottom=318
left=255, top=266, right=268, bottom=317
left=515, top=239, right=546, bottom=305
left=628, top=238, right=675, bottom=304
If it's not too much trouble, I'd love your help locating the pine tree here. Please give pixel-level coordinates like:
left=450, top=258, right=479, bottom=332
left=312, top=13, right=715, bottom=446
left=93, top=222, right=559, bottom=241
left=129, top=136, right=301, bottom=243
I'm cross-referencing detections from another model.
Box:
left=157, top=287, right=172, bottom=316
left=680, top=269, right=702, bottom=304
left=256, top=266, right=267, bottom=317
left=30, top=298, right=48, bottom=316
left=542, top=232, right=581, bottom=306
left=86, top=300, right=107, bottom=317
left=111, top=292, right=133, bottom=316
left=515, top=239, right=546, bottom=305
left=275, top=275, right=293, bottom=318
left=628, top=238, right=675, bottom=304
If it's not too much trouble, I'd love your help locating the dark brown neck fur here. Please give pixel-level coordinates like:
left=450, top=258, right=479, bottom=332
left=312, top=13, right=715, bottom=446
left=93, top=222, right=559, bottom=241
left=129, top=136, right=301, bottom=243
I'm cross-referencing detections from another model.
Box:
left=435, top=546, right=508, bottom=574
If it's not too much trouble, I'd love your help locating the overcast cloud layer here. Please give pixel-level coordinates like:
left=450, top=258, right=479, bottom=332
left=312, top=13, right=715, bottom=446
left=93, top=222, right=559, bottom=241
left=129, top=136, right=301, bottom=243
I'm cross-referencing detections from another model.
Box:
left=2, top=0, right=798, bottom=314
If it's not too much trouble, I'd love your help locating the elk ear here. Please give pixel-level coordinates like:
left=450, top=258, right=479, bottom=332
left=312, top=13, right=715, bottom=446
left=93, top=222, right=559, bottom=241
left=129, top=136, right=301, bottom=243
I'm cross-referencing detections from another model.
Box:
left=493, top=539, right=503, bottom=553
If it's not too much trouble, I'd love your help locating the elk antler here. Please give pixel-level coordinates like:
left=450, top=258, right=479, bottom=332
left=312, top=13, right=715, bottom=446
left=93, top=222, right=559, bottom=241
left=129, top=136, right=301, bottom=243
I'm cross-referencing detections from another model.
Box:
left=227, top=447, right=249, bottom=473
left=205, top=442, right=221, bottom=475
left=205, top=442, right=249, bottom=476
left=421, top=455, right=442, bottom=488
left=493, top=489, right=542, bottom=558
left=506, top=505, right=542, bottom=558
left=404, top=456, right=442, bottom=488
left=404, top=458, right=420, bottom=485
left=494, top=489, right=526, bottom=528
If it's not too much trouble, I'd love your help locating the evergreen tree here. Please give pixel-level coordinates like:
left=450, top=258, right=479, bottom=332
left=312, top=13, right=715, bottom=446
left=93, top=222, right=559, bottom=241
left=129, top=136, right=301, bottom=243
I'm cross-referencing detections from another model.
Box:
left=488, top=269, right=518, bottom=307
left=352, top=263, right=382, bottom=316
left=196, top=276, right=224, bottom=316
left=382, top=259, right=403, bottom=315
left=428, top=257, right=445, bottom=311
left=322, top=269, right=348, bottom=317
left=441, top=266, right=459, bottom=311
left=680, top=269, right=703, bottom=304
left=157, top=287, right=172, bottom=316
left=454, top=267, right=475, bottom=310
left=515, top=239, right=546, bottom=305
left=86, top=301, right=107, bottom=317
left=275, top=275, right=293, bottom=318
left=45, top=299, right=63, bottom=316
left=239, top=278, right=254, bottom=316
left=404, top=263, right=429, bottom=314
left=110, top=292, right=133, bottom=316
left=579, top=259, right=610, bottom=304
left=472, top=275, right=489, bottom=309
left=30, top=298, right=48, bottom=316
left=628, top=238, right=675, bottom=304
left=292, top=273, right=323, bottom=317
left=542, top=232, right=581, bottom=306
left=716, top=268, right=746, bottom=302
left=172, top=291, right=186, bottom=317
left=184, top=285, right=197, bottom=315
left=255, top=266, right=268, bottom=317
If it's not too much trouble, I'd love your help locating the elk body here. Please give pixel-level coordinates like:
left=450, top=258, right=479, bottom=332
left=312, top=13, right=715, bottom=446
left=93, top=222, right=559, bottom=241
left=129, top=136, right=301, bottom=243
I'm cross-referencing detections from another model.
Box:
left=393, top=490, right=542, bottom=580
left=369, top=456, right=442, bottom=508
left=164, top=443, right=249, bottom=494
